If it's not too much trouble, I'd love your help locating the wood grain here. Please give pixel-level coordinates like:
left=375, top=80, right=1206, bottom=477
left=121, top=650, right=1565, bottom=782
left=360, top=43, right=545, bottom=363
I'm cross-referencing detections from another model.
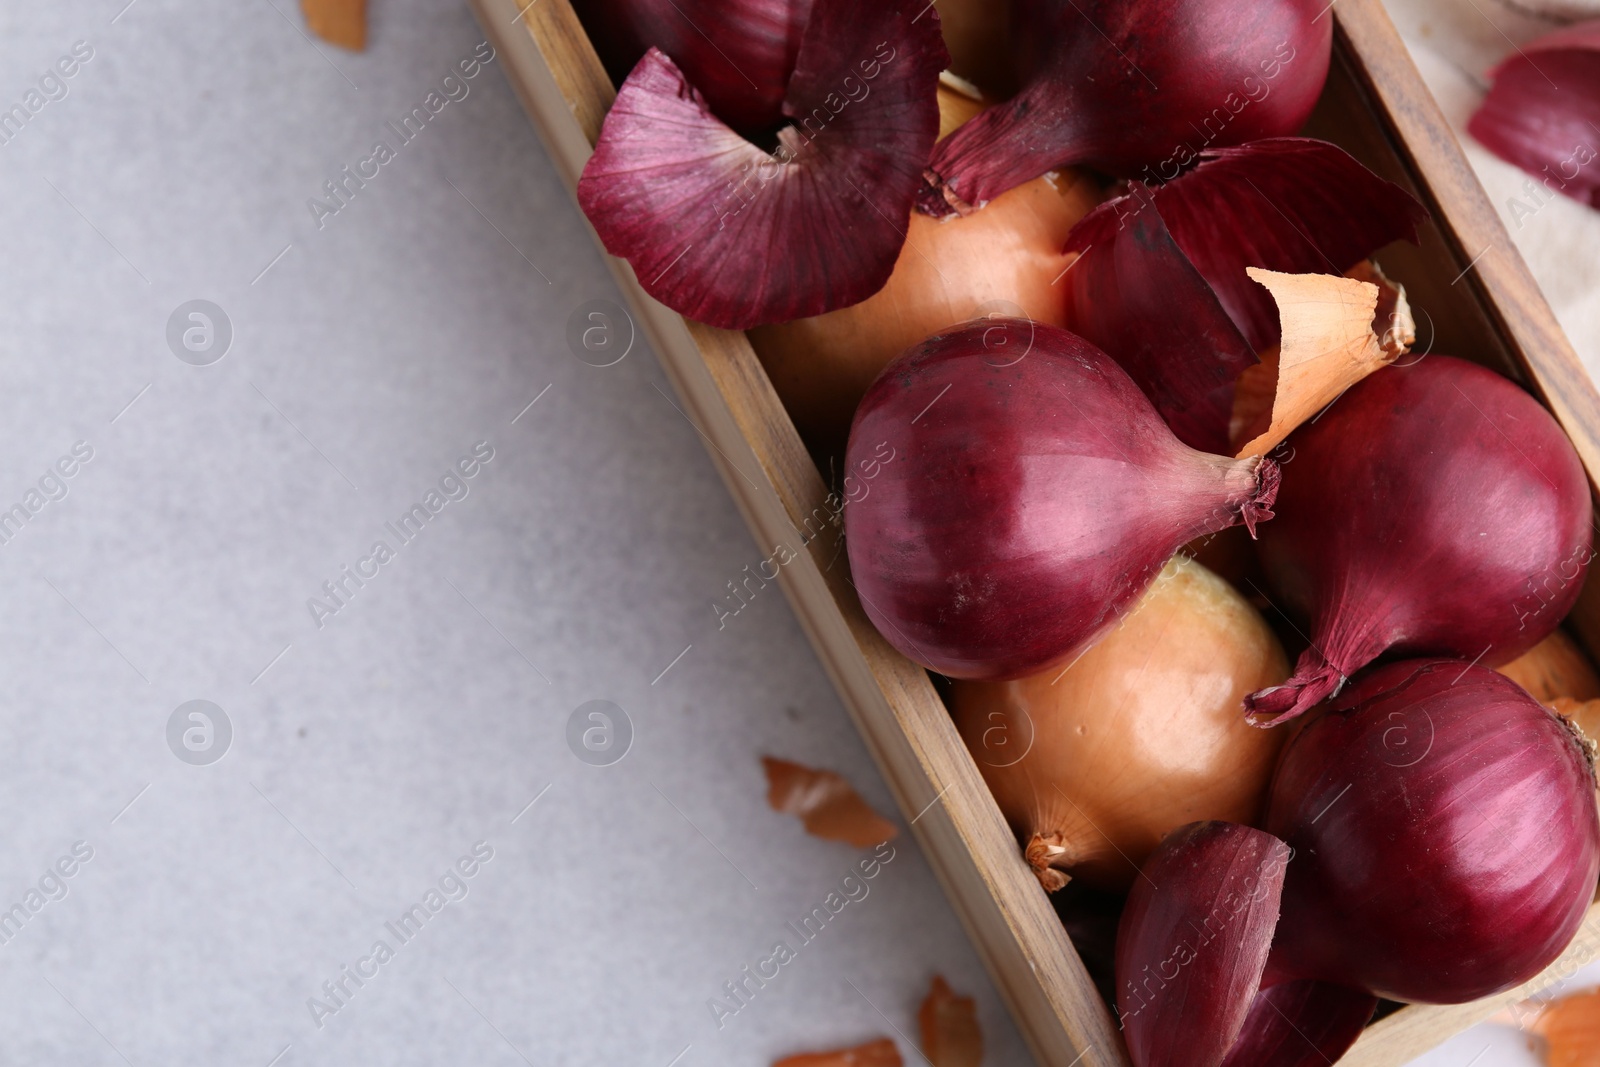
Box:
left=466, top=0, right=1600, bottom=1062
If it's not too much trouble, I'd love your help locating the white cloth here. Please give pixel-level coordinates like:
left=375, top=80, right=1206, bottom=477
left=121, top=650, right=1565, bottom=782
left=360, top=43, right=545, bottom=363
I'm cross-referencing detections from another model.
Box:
left=1384, top=0, right=1600, bottom=378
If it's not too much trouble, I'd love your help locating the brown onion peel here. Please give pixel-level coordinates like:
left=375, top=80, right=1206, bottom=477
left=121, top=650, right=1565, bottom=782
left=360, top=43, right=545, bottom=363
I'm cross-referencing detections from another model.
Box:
left=1114, top=821, right=1291, bottom=1067
left=1065, top=138, right=1426, bottom=354
left=1231, top=267, right=1410, bottom=458
left=761, top=756, right=898, bottom=847
left=1499, top=629, right=1600, bottom=705
left=576, top=0, right=947, bottom=330
left=1265, top=660, right=1600, bottom=1003
left=773, top=1037, right=903, bottom=1067
left=917, top=975, right=982, bottom=1067
left=1468, top=21, right=1600, bottom=213
left=952, top=556, right=1288, bottom=891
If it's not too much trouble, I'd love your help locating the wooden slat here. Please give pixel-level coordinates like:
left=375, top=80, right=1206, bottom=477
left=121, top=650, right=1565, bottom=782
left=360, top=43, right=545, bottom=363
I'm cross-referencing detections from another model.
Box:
left=468, top=0, right=1600, bottom=1063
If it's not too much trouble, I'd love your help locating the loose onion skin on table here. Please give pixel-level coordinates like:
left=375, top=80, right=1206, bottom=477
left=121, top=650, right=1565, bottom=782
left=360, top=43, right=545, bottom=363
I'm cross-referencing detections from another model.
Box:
left=843, top=321, right=1279, bottom=681
left=951, top=556, right=1288, bottom=891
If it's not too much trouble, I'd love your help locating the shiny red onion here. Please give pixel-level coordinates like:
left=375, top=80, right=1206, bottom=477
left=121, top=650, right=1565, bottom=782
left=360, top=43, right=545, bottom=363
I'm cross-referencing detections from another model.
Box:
left=573, top=0, right=812, bottom=134
left=1246, top=356, right=1593, bottom=725
left=1265, top=659, right=1600, bottom=1003
left=843, top=320, right=1278, bottom=681
left=1468, top=21, right=1600, bottom=213
left=577, top=0, right=946, bottom=329
left=919, top=0, right=1331, bottom=217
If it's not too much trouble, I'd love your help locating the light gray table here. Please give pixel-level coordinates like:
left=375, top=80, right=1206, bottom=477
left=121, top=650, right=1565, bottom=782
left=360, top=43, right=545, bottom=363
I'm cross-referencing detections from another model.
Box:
left=0, top=2, right=1029, bottom=1063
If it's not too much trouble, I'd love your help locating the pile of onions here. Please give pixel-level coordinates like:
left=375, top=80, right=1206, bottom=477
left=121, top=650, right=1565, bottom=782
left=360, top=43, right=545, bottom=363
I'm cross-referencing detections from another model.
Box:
left=843, top=321, right=1278, bottom=681
left=951, top=555, right=1289, bottom=891
left=919, top=0, right=1331, bottom=216
left=1115, top=660, right=1600, bottom=1066
left=1246, top=355, right=1594, bottom=725
left=749, top=82, right=1103, bottom=455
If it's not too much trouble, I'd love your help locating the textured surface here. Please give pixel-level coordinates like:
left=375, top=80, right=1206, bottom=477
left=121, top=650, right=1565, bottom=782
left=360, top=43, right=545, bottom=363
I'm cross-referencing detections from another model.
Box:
left=0, top=2, right=1027, bottom=1064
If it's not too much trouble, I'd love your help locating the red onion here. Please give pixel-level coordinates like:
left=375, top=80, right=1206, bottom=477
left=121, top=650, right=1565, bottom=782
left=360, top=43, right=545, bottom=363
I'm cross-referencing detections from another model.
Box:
left=576, top=0, right=946, bottom=329
left=1468, top=21, right=1600, bottom=214
left=573, top=0, right=811, bottom=134
left=1115, top=821, right=1289, bottom=1067
left=1065, top=138, right=1426, bottom=356
left=1265, top=659, right=1600, bottom=1002
left=843, top=320, right=1278, bottom=681
left=918, top=0, right=1331, bottom=218
left=1245, top=355, right=1593, bottom=725
left=1219, top=981, right=1375, bottom=1067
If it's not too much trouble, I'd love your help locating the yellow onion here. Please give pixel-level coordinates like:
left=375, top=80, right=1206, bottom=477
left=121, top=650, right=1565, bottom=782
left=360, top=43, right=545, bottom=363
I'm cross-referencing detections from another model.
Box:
left=1498, top=629, right=1600, bottom=705
left=951, top=555, right=1288, bottom=891
left=748, top=81, right=1103, bottom=455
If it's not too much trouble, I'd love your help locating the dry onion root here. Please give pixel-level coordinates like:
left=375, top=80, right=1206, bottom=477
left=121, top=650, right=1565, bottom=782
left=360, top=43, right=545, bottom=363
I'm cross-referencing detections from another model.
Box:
left=950, top=556, right=1289, bottom=891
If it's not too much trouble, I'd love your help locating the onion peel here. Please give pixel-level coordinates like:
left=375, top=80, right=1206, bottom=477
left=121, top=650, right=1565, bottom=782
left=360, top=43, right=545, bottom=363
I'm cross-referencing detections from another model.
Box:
left=302, top=0, right=365, bottom=51
left=1066, top=138, right=1426, bottom=354
left=1115, top=821, right=1291, bottom=1067
left=917, top=976, right=982, bottom=1067
left=577, top=0, right=947, bottom=330
left=773, top=1038, right=903, bottom=1067
left=1499, top=630, right=1600, bottom=705
left=1231, top=266, right=1412, bottom=458
left=1468, top=22, right=1600, bottom=213
left=749, top=83, right=1102, bottom=454
left=761, top=756, right=897, bottom=847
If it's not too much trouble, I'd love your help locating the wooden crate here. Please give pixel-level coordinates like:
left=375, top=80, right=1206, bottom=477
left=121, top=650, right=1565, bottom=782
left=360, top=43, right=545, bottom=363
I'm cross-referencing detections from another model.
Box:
left=467, top=0, right=1600, bottom=1062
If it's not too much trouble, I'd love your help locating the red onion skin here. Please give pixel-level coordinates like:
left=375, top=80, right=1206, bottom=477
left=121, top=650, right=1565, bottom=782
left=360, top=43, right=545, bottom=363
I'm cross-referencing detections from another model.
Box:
left=1065, top=138, right=1425, bottom=353
left=1219, top=981, right=1376, bottom=1067
left=1115, top=822, right=1290, bottom=1067
left=1265, top=659, right=1600, bottom=1003
left=1468, top=22, right=1600, bottom=211
left=576, top=0, right=947, bottom=330
left=572, top=0, right=812, bottom=133
left=919, top=0, right=1331, bottom=217
left=1246, top=356, right=1594, bottom=725
left=844, top=322, right=1278, bottom=681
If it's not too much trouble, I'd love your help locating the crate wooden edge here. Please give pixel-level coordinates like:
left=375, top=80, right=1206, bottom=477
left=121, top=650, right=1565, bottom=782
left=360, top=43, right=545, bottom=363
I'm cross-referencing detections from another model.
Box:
left=468, top=0, right=1600, bottom=1063
left=466, top=1, right=1128, bottom=1064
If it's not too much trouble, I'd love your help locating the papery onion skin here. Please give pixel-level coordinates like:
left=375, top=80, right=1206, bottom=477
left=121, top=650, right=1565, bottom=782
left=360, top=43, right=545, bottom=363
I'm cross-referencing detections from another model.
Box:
left=919, top=0, right=1331, bottom=216
left=576, top=0, right=947, bottom=330
left=749, top=86, right=1103, bottom=456
left=1115, top=822, right=1290, bottom=1067
left=1219, top=981, right=1376, bottom=1067
left=1065, top=139, right=1425, bottom=353
left=572, top=0, right=811, bottom=133
left=1468, top=22, right=1600, bottom=212
left=1246, top=355, right=1594, bottom=725
left=844, top=322, right=1279, bottom=681
left=1266, top=659, right=1600, bottom=1003
left=951, top=556, right=1289, bottom=890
